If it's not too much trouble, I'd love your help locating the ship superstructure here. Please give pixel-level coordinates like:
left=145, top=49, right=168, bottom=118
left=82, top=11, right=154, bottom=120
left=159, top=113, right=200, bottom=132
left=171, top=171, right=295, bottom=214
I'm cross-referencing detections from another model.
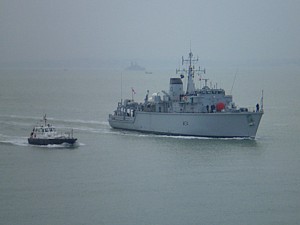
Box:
left=109, top=50, right=263, bottom=138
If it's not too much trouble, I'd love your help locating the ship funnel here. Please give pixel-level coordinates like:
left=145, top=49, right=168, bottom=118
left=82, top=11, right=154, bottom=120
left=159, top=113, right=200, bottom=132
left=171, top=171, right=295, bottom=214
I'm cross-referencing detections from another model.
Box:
left=169, top=78, right=183, bottom=101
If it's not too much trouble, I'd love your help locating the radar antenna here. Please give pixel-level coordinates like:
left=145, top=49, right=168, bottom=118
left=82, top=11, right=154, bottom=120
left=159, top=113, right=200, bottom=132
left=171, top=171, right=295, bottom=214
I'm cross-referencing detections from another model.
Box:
left=177, top=50, right=206, bottom=94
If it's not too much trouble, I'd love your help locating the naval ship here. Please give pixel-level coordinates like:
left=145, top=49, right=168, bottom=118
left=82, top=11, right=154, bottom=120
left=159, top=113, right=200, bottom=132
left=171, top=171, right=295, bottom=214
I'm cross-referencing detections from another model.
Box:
left=109, top=50, right=264, bottom=138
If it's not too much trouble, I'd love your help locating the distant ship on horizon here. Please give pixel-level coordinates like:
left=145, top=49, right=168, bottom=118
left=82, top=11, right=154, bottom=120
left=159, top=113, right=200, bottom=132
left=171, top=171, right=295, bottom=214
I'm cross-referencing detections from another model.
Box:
left=126, top=61, right=145, bottom=71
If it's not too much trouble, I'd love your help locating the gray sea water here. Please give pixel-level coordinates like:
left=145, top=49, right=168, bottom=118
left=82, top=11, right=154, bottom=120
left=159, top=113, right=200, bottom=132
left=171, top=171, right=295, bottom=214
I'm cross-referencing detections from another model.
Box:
left=0, top=66, right=300, bottom=225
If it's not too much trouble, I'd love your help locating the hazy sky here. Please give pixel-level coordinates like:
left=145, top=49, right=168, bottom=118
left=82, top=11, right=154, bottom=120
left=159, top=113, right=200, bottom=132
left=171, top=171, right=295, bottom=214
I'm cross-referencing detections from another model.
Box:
left=1, top=0, right=300, bottom=67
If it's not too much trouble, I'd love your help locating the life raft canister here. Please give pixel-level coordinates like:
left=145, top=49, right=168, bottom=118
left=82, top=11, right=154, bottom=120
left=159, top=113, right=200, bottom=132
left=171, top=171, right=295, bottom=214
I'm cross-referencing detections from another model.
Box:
left=216, top=102, right=225, bottom=112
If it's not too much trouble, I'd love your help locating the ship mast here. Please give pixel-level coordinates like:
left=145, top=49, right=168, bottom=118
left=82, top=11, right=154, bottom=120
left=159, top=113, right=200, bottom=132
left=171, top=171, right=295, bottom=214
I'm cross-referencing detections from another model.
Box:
left=177, top=50, right=205, bottom=95
left=43, top=114, right=47, bottom=127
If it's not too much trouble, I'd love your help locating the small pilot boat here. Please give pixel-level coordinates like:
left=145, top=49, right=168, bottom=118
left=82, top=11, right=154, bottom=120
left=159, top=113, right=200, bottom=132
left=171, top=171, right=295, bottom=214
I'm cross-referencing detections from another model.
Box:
left=28, top=115, right=77, bottom=145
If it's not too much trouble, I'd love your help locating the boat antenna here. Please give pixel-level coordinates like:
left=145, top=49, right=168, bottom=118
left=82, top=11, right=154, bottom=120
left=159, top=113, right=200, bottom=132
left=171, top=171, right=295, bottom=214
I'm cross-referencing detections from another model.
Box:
left=230, top=68, right=238, bottom=95
left=261, top=89, right=264, bottom=111
left=43, top=114, right=47, bottom=126
left=120, top=72, right=123, bottom=103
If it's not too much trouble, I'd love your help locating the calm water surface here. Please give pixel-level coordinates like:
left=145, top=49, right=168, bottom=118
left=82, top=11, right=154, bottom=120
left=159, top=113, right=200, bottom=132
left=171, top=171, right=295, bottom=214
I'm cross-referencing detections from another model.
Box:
left=0, top=67, right=299, bottom=225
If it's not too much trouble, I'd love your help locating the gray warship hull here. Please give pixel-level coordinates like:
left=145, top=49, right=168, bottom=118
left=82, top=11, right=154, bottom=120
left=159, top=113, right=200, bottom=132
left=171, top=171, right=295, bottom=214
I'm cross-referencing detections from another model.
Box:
left=108, top=50, right=264, bottom=138
left=109, top=111, right=263, bottom=138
